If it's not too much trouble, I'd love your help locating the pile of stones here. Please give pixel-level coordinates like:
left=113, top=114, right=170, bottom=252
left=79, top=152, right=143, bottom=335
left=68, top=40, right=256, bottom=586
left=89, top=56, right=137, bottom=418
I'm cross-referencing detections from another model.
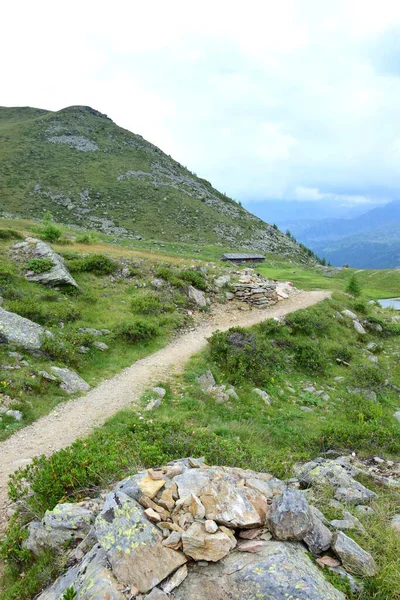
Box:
left=27, top=456, right=382, bottom=600
left=231, top=270, right=297, bottom=308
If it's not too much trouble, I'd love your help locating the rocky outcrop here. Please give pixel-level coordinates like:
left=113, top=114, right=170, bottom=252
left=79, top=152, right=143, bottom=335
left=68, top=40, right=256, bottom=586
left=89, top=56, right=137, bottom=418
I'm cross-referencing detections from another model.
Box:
left=32, top=458, right=379, bottom=599
left=0, top=306, right=49, bottom=350
left=187, top=285, right=207, bottom=308
left=10, top=237, right=78, bottom=287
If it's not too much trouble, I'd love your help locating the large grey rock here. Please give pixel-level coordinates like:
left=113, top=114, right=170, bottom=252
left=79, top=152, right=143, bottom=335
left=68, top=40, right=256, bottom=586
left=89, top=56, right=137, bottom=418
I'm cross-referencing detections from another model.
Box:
left=10, top=238, right=78, bottom=288
left=174, top=541, right=345, bottom=600
left=253, top=388, right=271, bottom=404
left=295, top=457, right=376, bottom=505
left=188, top=285, right=207, bottom=308
left=214, top=275, right=231, bottom=289
left=268, top=489, right=312, bottom=541
left=94, top=491, right=186, bottom=594
left=37, top=544, right=124, bottom=599
left=0, top=306, right=49, bottom=350
left=332, top=531, right=377, bottom=576
left=24, top=504, right=95, bottom=555
left=50, top=366, right=90, bottom=394
left=342, top=309, right=357, bottom=320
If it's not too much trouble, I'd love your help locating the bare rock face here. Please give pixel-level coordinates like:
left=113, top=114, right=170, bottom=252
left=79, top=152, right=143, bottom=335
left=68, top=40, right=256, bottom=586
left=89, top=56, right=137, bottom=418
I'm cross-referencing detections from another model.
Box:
left=332, top=531, right=377, bottom=576
left=173, top=542, right=346, bottom=600
left=10, top=238, right=78, bottom=288
left=303, top=513, right=332, bottom=555
left=94, top=491, right=186, bottom=593
left=182, top=522, right=232, bottom=562
left=268, top=489, right=312, bottom=541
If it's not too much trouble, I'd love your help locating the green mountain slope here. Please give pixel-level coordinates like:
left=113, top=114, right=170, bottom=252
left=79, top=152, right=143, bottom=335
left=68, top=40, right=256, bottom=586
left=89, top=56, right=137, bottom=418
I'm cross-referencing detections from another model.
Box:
left=0, top=105, right=308, bottom=260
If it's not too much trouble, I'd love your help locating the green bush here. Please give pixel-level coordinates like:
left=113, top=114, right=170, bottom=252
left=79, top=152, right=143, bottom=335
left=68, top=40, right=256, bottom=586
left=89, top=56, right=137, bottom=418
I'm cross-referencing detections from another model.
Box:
left=26, top=258, right=54, bottom=274
left=40, top=223, right=62, bottom=242
left=0, top=518, right=30, bottom=565
left=293, top=340, right=327, bottom=374
left=62, top=588, right=77, bottom=600
left=8, top=299, right=81, bottom=326
left=76, top=232, right=98, bottom=244
left=131, top=295, right=174, bottom=316
left=0, top=229, right=24, bottom=241
left=351, top=363, right=385, bottom=389
left=285, top=305, right=331, bottom=336
left=156, top=267, right=185, bottom=288
left=178, top=269, right=207, bottom=290
left=67, top=254, right=117, bottom=275
left=114, top=320, right=159, bottom=343
left=209, top=328, right=284, bottom=385
left=40, top=334, right=77, bottom=365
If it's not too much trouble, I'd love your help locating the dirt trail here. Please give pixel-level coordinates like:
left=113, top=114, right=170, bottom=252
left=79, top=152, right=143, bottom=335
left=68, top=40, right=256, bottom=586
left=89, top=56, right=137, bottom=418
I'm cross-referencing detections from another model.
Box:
left=0, top=291, right=330, bottom=529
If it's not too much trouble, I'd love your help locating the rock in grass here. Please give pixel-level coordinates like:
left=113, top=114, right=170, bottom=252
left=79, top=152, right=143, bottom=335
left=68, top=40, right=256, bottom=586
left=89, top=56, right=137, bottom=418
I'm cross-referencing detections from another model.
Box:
left=252, top=388, right=271, bottom=404
left=188, top=285, right=207, bottom=308
left=268, top=489, right=312, bottom=541
left=11, top=238, right=78, bottom=288
left=197, top=370, right=216, bottom=393
left=174, top=541, right=346, bottom=600
left=0, top=306, right=49, bottom=351
left=391, top=515, right=400, bottom=535
left=50, top=366, right=90, bottom=394
left=342, top=309, right=357, bottom=320
left=332, top=531, right=377, bottom=576
left=94, top=491, right=186, bottom=593
left=353, top=320, right=366, bottom=335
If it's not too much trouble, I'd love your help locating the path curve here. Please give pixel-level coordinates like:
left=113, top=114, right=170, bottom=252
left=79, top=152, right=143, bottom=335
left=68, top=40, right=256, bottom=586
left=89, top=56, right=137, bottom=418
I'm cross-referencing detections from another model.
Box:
left=0, top=291, right=330, bottom=528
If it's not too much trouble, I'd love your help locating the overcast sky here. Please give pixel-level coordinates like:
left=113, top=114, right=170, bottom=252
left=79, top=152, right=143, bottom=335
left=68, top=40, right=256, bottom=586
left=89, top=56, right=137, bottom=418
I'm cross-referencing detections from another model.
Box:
left=3, top=0, right=400, bottom=209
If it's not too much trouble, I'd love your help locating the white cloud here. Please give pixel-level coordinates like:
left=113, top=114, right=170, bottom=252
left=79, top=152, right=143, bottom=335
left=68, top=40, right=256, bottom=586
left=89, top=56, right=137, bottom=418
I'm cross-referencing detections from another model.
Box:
left=2, top=0, right=400, bottom=208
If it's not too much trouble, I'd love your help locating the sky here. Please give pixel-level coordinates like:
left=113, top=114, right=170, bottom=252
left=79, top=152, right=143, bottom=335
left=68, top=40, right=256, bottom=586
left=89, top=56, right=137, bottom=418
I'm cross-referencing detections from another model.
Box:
left=3, top=0, right=400, bottom=212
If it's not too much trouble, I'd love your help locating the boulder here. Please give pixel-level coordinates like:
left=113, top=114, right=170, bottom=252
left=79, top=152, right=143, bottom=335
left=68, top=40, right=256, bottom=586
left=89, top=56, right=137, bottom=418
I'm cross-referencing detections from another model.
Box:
left=173, top=541, right=345, bottom=600
left=24, top=503, right=95, bottom=555
left=50, top=366, right=90, bottom=394
left=0, top=306, right=49, bottom=351
left=332, top=531, right=377, bottom=576
left=214, top=275, right=231, bottom=289
left=182, top=522, right=232, bottom=562
left=188, top=285, right=207, bottom=308
left=10, top=238, right=78, bottom=288
left=94, top=491, right=186, bottom=593
left=37, top=544, right=124, bottom=600
left=268, top=489, right=312, bottom=541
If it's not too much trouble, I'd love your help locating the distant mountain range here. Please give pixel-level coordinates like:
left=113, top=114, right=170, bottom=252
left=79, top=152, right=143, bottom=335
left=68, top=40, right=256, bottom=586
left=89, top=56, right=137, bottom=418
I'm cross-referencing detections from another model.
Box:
left=274, top=200, right=400, bottom=269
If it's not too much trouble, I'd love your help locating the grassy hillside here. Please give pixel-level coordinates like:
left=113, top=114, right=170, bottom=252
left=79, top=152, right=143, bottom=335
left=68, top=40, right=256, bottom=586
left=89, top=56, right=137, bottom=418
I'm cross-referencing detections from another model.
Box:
left=0, top=105, right=310, bottom=260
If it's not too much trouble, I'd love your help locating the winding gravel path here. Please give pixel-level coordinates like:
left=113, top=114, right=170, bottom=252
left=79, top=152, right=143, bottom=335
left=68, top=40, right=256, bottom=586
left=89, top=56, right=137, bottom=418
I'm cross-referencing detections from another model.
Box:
left=0, top=291, right=330, bottom=530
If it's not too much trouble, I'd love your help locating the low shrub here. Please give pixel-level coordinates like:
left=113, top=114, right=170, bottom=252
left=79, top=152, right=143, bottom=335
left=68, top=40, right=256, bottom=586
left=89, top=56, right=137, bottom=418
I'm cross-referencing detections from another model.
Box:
left=7, top=299, right=81, bottom=326
left=351, top=363, right=386, bottom=389
left=178, top=269, right=207, bottom=290
left=76, top=232, right=98, bottom=244
left=292, top=340, right=327, bottom=374
left=0, top=229, right=24, bottom=241
left=40, top=223, right=62, bottom=242
left=67, top=254, right=117, bottom=275
left=40, top=334, right=78, bottom=365
left=131, top=295, right=174, bottom=316
left=156, top=267, right=185, bottom=288
left=26, top=258, right=54, bottom=274
left=114, top=320, right=159, bottom=343
left=286, top=305, right=331, bottom=336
